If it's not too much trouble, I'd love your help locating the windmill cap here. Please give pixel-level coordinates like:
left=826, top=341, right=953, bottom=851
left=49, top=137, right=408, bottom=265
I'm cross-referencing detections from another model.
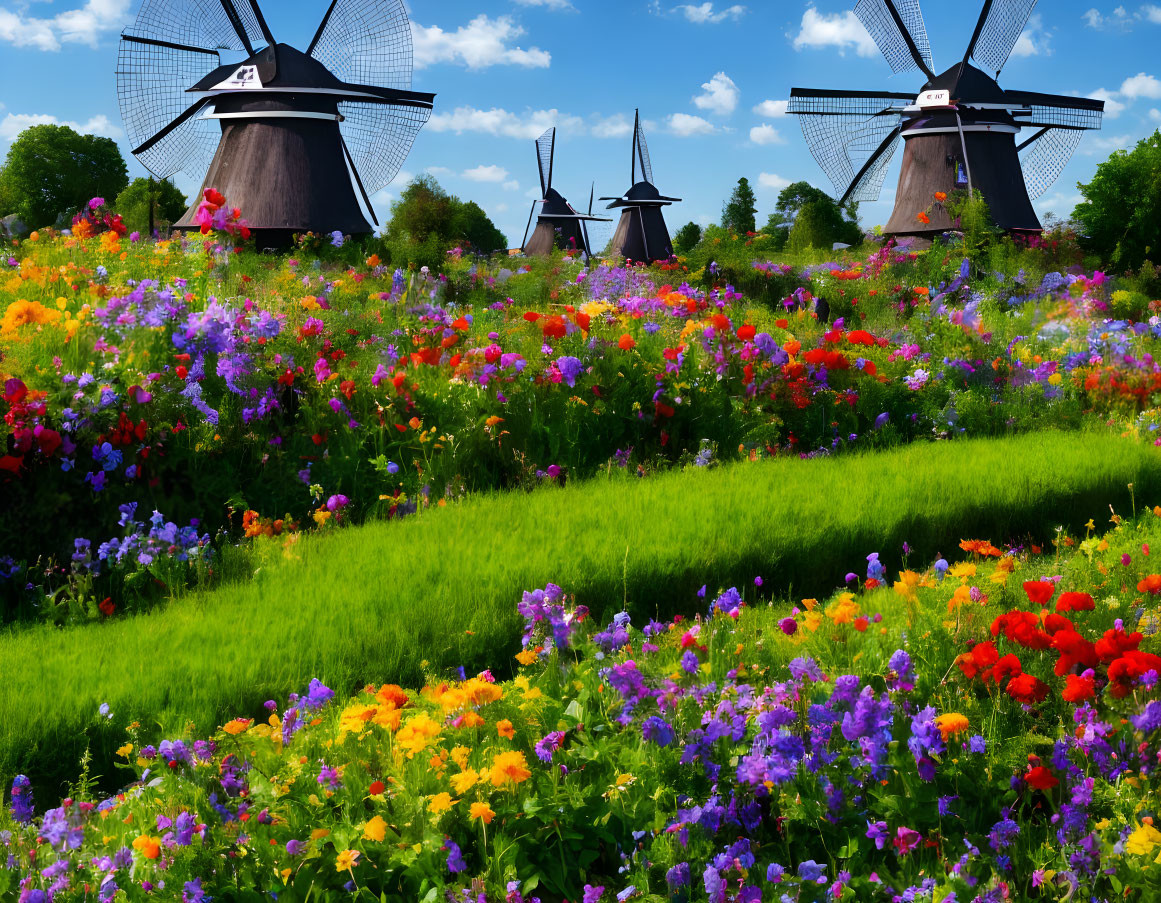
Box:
left=189, top=43, right=347, bottom=93
left=923, top=62, right=1005, bottom=104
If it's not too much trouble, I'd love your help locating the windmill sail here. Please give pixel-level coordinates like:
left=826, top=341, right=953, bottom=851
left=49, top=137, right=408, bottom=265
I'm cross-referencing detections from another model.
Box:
left=853, top=0, right=934, bottom=77
left=966, top=0, right=1038, bottom=76
left=632, top=112, right=654, bottom=186
left=536, top=128, right=555, bottom=196
left=605, top=110, right=680, bottom=262
left=522, top=127, right=610, bottom=257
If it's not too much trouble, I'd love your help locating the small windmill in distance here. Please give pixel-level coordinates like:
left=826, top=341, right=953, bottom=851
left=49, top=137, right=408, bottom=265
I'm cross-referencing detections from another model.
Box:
left=116, top=0, right=435, bottom=248
left=601, top=111, right=682, bottom=263
left=521, top=127, right=611, bottom=258
left=788, top=0, right=1104, bottom=240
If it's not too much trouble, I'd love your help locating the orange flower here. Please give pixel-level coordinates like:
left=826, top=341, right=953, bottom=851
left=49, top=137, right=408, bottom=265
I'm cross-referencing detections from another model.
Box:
left=935, top=712, right=969, bottom=741
left=917, top=211, right=931, bottom=224
left=934, top=191, right=947, bottom=202
left=222, top=718, right=252, bottom=736
left=132, top=835, right=161, bottom=860
left=469, top=802, right=495, bottom=824
left=496, top=719, right=515, bottom=739
left=490, top=750, right=531, bottom=786
left=366, top=254, right=381, bottom=268
left=1137, top=574, right=1161, bottom=594
left=618, top=333, right=636, bottom=351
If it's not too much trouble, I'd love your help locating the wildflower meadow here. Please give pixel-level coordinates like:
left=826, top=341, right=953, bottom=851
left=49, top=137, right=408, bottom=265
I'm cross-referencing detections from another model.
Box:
left=4, top=192, right=1161, bottom=902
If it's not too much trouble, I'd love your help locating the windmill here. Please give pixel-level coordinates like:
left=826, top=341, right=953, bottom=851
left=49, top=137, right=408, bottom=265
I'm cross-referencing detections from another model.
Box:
left=787, top=0, right=1104, bottom=238
left=521, top=128, right=611, bottom=258
left=601, top=111, right=682, bottom=262
left=116, top=0, right=435, bottom=248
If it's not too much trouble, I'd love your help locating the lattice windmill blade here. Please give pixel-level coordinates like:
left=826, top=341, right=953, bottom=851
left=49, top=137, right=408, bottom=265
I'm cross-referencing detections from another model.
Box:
left=536, top=128, right=555, bottom=197
left=964, top=0, right=1038, bottom=77
left=788, top=89, right=912, bottom=200
left=840, top=123, right=904, bottom=205
left=1004, top=90, right=1105, bottom=131
left=115, top=0, right=268, bottom=180
left=1017, top=128, right=1083, bottom=199
left=308, top=0, right=414, bottom=90
left=854, top=0, right=934, bottom=77
left=632, top=110, right=654, bottom=186
left=337, top=101, right=433, bottom=197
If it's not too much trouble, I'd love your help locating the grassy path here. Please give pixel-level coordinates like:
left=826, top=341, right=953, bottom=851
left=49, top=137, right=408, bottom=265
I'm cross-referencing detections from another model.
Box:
left=2, top=430, right=1157, bottom=792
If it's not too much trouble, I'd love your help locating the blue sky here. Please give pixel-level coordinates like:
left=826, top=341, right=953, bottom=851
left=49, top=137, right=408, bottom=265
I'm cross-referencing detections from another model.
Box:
left=1, top=0, right=1159, bottom=247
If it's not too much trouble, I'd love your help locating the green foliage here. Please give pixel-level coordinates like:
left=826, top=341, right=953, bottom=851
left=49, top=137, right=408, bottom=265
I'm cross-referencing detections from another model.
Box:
left=114, top=178, right=188, bottom=235
left=721, top=177, right=758, bottom=234
left=383, top=175, right=507, bottom=269
left=673, top=220, right=703, bottom=255
left=788, top=197, right=857, bottom=251
left=945, top=188, right=999, bottom=260
left=0, top=432, right=1156, bottom=792
left=760, top=212, right=790, bottom=252
left=1075, top=130, right=1161, bottom=273
left=0, top=124, right=128, bottom=229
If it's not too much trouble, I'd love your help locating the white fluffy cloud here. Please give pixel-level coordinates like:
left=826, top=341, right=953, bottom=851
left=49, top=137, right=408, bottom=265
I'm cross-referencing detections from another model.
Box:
left=752, top=99, right=789, bottom=118
left=1121, top=72, right=1161, bottom=99
left=1144, top=5, right=1161, bottom=23
left=427, top=106, right=583, bottom=139
left=1084, top=5, right=1160, bottom=28
left=1151, top=108, right=1161, bottom=122
left=1088, top=88, right=1127, bottom=118
left=0, top=112, right=122, bottom=142
left=749, top=124, right=785, bottom=145
left=502, top=180, right=521, bottom=191
left=412, top=15, right=550, bottom=69
left=676, top=3, right=746, bottom=24
left=462, top=165, right=510, bottom=183
left=0, top=0, right=131, bottom=51
left=758, top=173, right=791, bottom=190
left=667, top=113, right=715, bottom=136
left=692, top=72, right=739, bottom=116
left=1081, top=133, right=1134, bottom=155
left=1011, top=14, right=1051, bottom=57
left=792, top=9, right=877, bottom=57
left=591, top=113, right=633, bottom=139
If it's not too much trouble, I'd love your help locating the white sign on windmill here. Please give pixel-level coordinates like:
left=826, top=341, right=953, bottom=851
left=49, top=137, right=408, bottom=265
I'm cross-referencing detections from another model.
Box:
left=917, top=89, right=952, bottom=109
left=215, top=66, right=263, bottom=91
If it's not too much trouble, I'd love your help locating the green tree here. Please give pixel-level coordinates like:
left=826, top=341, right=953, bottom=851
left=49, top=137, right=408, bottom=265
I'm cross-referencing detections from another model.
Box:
left=1074, top=130, right=1161, bottom=272
left=673, top=221, right=703, bottom=255
left=383, top=175, right=507, bottom=267
left=788, top=198, right=847, bottom=252
left=0, top=124, right=128, bottom=229
left=115, top=178, right=189, bottom=235
left=451, top=200, right=507, bottom=254
left=721, top=177, right=758, bottom=234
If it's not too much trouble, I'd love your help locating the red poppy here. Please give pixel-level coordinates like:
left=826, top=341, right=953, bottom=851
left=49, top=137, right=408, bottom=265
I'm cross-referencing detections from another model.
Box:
left=618, top=334, right=636, bottom=351
left=574, top=312, right=590, bottom=332
left=736, top=324, right=756, bottom=341
left=1024, top=766, right=1059, bottom=790
left=368, top=780, right=386, bottom=795
left=1061, top=673, right=1095, bottom=702
left=957, top=640, right=999, bottom=679
left=541, top=317, right=566, bottom=339
left=711, top=314, right=731, bottom=332
left=522, top=311, right=542, bottom=323
left=991, top=611, right=1052, bottom=650
left=1023, top=580, right=1056, bottom=606
left=1056, top=592, right=1094, bottom=612
left=98, top=597, right=115, bottom=617
left=1095, top=627, right=1142, bottom=662
left=451, top=317, right=470, bottom=331
left=1052, top=630, right=1098, bottom=676
left=986, top=653, right=1024, bottom=686
left=1136, top=574, right=1161, bottom=594
left=847, top=329, right=875, bottom=346
left=1006, top=672, right=1049, bottom=703
left=1108, top=650, right=1161, bottom=698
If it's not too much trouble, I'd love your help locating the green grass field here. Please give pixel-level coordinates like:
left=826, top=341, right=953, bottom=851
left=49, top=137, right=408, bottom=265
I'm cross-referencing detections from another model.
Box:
left=3, top=430, right=1157, bottom=793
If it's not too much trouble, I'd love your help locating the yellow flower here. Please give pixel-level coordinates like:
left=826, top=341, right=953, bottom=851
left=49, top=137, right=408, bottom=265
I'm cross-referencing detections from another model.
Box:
left=428, top=792, right=456, bottom=814
left=469, top=802, right=495, bottom=824
left=489, top=750, right=531, bottom=787
left=395, top=712, right=442, bottom=757
left=335, top=849, right=360, bottom=872
left=338, top=703, right=378, bottom=739
left=362, top=816, right=387, bottom=843
left=947, top=585, right=972, bottom=614
left=935, top=713, right=969, bottom=741
left=310, top=828, right=330, bottom=840
left=222, top=718, right=252, bottom=736
left=450, top=768, right=480, bottom=795
left=450, top=746, right=471, bottom=769
left=116, top=743, right=134, bottom=758
left=948, top=562, right=976, bottom=580
left=515, top=648, right=539, bottom=666
left=1125, top=824, right=1161, bottom=856
left=522, top=687, right=543, bottom=702
left=827, top=592, right=860, bottom=624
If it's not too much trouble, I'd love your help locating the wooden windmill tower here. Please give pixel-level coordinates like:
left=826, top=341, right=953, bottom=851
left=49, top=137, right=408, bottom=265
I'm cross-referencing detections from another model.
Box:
left=521, top=127, right=611, bottom=258
left=788, top=0, right=1104, bottom=238
left=116, top=0, right=435, bottom=247
left=601, top=111, right=682, bottom=262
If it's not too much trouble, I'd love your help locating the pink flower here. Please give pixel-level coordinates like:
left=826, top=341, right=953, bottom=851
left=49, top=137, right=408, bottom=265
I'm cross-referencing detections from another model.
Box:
left=893, top=827, right=921, bottom=856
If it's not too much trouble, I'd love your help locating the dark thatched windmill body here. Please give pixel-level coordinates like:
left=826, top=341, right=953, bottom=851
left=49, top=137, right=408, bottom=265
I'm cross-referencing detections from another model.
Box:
left=788, top=0, right=1104, bottom=239
left=116, top=0, right=435, bottom=248
left=601, top=111, right=682, bottom=262
left=521, top=127, right=611, bottom=258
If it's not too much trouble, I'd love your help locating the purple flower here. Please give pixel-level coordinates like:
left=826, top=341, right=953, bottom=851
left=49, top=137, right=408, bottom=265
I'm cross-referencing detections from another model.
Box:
left=182, top=878, right=210, bottom=903
left=303, top=679, right=334, bottom=710
left=1133, top=700, right=1161, bottom=733
left=535, top=731, right=566, bottom=763
left=866, top=820, right=889, bottom=850
left=286, top=839, right=305, bottom=856
left=642, top=716, right=675, bottom=747
left=556, top=355, right=584, bottom=388
left=9, top=775, right=33, bottom=824
left=666, top=863, right=691, bottom=888
left=583, top=885, right=605, bottom=903
left=446, top=838, right=466, bottom=873
left=681, top=650, right=700, bottom=675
